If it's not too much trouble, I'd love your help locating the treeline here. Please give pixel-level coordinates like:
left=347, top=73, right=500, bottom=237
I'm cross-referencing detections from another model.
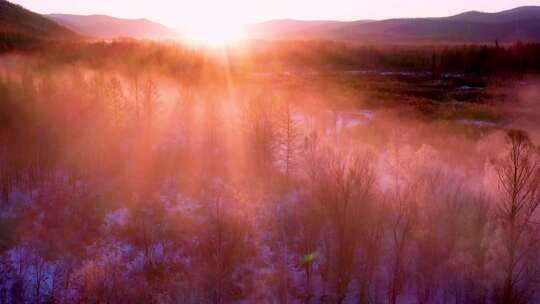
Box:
left=0, top=30, right=45, bottom=52
left=0, top=44, right=539, bottom=304
left=243, top=40, right=540, bottom=75
left=436, top=43, right=540, bottom=74
left=4, top=38, right=540, bottom=76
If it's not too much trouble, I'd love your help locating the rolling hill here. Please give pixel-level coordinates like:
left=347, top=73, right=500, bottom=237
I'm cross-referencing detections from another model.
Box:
left=48, top=14, right=179, bottom=40
left=0, top=0, right=77, bottom=40
left=244, top=6, right=540, bottom=44
left=3, top=0, right=540, bottom=45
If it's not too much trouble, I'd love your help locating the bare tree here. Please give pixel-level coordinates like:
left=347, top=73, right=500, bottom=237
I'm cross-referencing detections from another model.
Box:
left=295, top=131, right=324, bottom=301
left=387, top=186, right=418, bottom=304
left=294, top=201, right=322, bottom=302
left=459, top=194, right=491, bottom=304
left=174, top=84, right=198, bottom=148
left=276, top=99, right=302, bottom=179
left=141, top=78, right=160, bottom=132
left=106, top=77, right=125, bottom=129
left=494, top=130, right=540, bottom=304
left=315, top=147, right=375, bottom=303
left=384, top=145, right=419, bottom=304
left=198, top=183, right=252, bottom=304
left=357, top=203, right=384, bottom=304
left=130, top=73, right=141, bottom=124
left=30, top=252, right=49, bottom=304
left=241, top=94, right=277, bottom=175
left=0, top=143, right=10, bottom=204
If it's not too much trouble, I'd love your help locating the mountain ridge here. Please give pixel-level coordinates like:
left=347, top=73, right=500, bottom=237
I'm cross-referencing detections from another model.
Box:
left=245, top=6, right=540, bottom=44
left=3, top=0, right=540, bottom=44
left=0, top=0, right=77, bottom=40
left=48, top=13, right=179, bottom=40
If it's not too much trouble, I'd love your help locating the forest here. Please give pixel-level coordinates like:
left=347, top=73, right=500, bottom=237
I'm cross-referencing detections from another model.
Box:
left=0, top=40, right=539, bottom=304
left=5, top=39, right=540, bottom=75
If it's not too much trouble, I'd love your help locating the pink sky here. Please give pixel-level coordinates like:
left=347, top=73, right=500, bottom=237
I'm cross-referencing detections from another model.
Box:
left=11, top=0, right=540, bottom=29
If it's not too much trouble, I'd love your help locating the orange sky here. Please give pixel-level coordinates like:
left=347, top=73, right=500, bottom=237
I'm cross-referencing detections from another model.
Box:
left=12, top=0, right=540, bottom=30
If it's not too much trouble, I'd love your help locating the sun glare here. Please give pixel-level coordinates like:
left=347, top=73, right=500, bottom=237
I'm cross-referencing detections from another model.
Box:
left=184, top=23, right=244, bottom=46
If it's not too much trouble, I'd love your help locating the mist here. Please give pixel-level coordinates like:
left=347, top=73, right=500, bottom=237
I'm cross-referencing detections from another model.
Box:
left=0, top=40, right=539, bottom=304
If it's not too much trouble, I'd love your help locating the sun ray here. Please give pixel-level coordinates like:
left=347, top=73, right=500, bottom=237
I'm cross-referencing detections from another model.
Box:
left=184, top=22, right=244, bottom=46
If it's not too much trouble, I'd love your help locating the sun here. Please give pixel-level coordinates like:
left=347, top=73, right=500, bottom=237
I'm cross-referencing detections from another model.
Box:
left=184, top=23, right=244, bottom=46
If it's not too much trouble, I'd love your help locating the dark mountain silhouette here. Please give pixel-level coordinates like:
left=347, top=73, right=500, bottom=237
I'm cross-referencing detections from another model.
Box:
left=450, top=6, right=540, bottom=23
left=48, top=14, right=179, bottom=40
left=0, top=0, right=77, bottom=40
left=244, top=6, right=540, bottom=44
left=3, top=0, right=540, bottom=44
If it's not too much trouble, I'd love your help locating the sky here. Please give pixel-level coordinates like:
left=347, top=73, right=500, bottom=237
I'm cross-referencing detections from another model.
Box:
left=11, top=0, right=540, bottom=30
